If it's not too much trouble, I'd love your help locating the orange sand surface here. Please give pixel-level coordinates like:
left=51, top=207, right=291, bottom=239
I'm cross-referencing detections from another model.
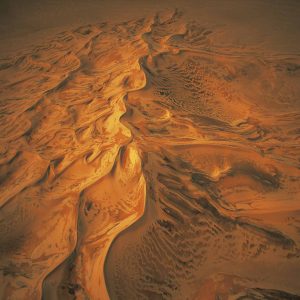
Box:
left=0, top=1, right=300, bottom=299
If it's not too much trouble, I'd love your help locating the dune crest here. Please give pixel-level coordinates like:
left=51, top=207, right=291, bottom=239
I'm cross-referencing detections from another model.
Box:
left=0, top=9, right=300, bottom=300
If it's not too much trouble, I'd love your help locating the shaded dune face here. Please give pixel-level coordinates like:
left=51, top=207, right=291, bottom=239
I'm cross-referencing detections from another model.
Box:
left=0, top=8, right=299, bottom=300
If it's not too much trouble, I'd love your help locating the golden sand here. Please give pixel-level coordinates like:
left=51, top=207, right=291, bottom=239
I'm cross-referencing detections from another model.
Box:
left=0, top=4, right=300, bottom=300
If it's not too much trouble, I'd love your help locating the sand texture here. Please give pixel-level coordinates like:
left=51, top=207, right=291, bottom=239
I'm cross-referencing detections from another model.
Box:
left=0, top=3, right=300, bottom=300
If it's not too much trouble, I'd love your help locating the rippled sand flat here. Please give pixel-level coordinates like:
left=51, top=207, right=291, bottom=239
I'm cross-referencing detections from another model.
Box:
left=0, top=1, right=300, bottom=299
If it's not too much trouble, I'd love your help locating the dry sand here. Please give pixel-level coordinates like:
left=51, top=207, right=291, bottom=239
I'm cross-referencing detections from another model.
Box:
left=0, top=1, right=300, bottom=299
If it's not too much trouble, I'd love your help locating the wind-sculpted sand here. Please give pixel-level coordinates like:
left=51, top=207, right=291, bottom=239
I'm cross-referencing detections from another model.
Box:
left=0, top=8, right=300, bottom=300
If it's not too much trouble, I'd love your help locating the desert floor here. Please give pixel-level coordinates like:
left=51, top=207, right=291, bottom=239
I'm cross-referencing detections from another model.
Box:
left=0, top=1, right=300, bottom=299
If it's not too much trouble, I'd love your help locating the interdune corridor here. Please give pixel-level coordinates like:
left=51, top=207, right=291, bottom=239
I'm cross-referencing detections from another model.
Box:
left=0, top=2, right=300, bottom=300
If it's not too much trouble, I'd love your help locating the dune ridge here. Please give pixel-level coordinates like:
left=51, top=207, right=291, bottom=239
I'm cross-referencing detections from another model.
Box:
left=0, top=8, right=300, bottom=300
left=0, top=17, right=151, bottom=299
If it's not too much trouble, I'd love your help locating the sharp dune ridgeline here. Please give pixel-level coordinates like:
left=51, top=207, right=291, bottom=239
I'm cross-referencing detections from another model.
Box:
left=0, top=1, right=300, bottom=299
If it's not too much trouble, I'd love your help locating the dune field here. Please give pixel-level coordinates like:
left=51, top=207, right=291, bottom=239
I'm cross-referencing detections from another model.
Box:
left=0, top=1, right=300, bottom=299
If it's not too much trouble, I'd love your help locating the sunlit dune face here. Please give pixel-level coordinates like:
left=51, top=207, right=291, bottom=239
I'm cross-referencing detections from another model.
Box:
left=0, top=5, right=300, bottom=300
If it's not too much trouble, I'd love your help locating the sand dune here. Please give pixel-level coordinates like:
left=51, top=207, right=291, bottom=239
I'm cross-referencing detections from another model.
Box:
left=0, top=4, right=300, bottom=300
